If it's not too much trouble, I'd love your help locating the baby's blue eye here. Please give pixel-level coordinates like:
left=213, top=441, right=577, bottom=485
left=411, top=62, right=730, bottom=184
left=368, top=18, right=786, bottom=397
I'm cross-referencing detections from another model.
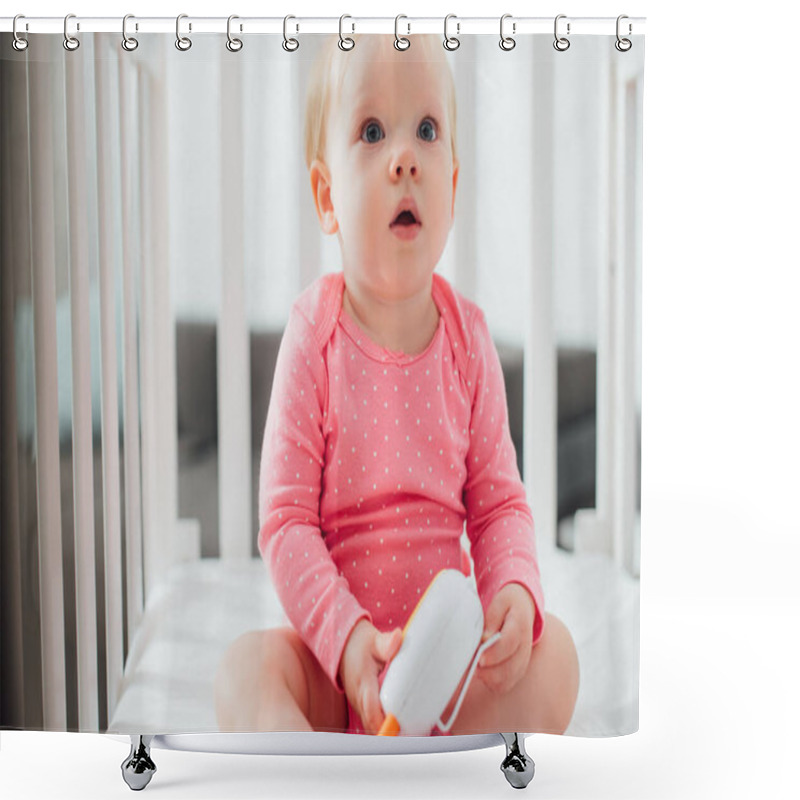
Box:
left=362, top=121, right=384, bottom=144
left=418, top=118, right=437, bottom=142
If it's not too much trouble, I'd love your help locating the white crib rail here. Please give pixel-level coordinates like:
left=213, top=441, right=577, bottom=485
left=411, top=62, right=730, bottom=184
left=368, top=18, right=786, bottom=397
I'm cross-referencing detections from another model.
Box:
left=138, top=40, right=178, bottom=599
left=95, top=41, right=127, bottom=725
left=218, top=56, right=252, bottom=560
left=118, top=46, right=146, bottom=672
left=65, top=41, right=100, bottom=732
left=28, top=50, right=69, bottom=732
left=573, top=48, right=642, bottom=576
left=0, top=48, right=26, bottom=731
left=526, top=51, right=558, bottom=552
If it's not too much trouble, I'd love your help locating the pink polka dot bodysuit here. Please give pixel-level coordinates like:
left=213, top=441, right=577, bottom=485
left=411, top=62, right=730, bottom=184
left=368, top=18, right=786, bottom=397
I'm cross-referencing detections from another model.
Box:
left=258, top=271, right=544, bottom=691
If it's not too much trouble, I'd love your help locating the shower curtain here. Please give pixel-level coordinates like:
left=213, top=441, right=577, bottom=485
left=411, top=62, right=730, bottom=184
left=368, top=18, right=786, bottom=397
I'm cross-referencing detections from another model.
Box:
left=0, top=18, right=644, bottom=740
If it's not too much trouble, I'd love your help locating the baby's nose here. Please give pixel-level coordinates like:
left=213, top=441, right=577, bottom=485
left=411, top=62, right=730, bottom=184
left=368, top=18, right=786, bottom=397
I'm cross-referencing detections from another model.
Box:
left=391, top=148, right=418, bottom=179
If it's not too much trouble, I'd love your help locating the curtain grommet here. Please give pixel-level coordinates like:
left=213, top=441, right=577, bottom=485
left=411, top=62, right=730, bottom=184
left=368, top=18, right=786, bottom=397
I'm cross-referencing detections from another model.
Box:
left=615, top=15, right=633, bottom=51
left=499, top=14, right=516, bottom=51
left=444, top=14, right=460, bottom=51
left=226, top=15, right=243, bottom=52
left=121, top=14, right=138, bottom=51
left=12, top=14, right=29, bottom=52
left=394, top=15, right=410, bottom=51
left=554, top=14, right=571, bottom=52
left=63, top=14, right=80, bottom=51
left=283, top=15, right=299, bottom=52
left=176, top=14, right=192, bottom=51
left=338, top=14, right=355, bottom=51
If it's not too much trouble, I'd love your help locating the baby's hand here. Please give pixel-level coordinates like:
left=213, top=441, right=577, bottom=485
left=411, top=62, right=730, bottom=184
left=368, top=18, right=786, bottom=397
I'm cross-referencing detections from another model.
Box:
left=338, top=619, right=403, bottom=734
left=476, top=583, right=535, bottom=695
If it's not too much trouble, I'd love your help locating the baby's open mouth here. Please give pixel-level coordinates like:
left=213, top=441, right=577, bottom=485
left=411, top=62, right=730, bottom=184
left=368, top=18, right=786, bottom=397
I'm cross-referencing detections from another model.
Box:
left=389, top=198, right=422, bottom=240
left=391, top=210, right=419, bottom=227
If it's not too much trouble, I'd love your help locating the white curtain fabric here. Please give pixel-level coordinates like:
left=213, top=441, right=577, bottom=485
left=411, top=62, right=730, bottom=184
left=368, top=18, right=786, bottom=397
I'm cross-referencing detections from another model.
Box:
left=1, top=30, right=643, bottom=738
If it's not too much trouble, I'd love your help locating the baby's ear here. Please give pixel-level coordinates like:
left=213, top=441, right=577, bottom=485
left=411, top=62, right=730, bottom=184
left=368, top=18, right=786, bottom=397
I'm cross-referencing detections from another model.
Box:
left=309, top=159, right=339, bottom=235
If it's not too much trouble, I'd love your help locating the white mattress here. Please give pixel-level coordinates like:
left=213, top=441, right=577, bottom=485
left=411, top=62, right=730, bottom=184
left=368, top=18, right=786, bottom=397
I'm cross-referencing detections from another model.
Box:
left=108, top=542, right=638, bottom=738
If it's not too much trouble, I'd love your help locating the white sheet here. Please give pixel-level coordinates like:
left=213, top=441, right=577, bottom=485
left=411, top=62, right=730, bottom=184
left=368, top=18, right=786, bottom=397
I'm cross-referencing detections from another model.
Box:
left=109, top=544, right=638, bottom=737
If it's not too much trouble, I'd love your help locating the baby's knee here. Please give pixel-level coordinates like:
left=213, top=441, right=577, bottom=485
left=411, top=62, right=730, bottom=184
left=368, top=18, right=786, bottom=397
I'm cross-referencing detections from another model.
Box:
left=545, top=614, right=578, bottom=677
left=217, top=629, right=266, bottom=684
left=541, top=613, right=579, bottom=732
left=214, top=628, right=300, bottom=724
left=241, top=627, right=305, bottom=682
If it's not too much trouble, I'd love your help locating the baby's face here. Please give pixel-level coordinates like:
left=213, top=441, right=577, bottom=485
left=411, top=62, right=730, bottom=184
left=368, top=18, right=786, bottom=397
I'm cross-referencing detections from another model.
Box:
left=314, top=37, right=458, bottom=302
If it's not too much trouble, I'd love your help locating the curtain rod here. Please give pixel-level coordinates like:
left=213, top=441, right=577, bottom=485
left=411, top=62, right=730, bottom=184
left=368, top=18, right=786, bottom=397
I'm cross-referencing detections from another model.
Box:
left=0, top=16, right=646, bottom=37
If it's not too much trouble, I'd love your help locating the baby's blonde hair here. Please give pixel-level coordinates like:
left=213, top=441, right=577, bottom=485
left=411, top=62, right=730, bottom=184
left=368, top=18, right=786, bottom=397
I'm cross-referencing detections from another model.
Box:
left=304, top=34, right=458, bottom=170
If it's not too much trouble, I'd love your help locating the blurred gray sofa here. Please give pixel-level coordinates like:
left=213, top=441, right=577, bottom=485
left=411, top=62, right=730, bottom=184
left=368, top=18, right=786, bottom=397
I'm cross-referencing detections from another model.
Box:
left=176, top=321, right=597, bottom=559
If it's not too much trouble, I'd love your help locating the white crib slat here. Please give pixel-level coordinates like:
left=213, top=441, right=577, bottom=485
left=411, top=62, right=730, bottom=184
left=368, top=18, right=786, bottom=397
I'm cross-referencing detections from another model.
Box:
left=137, top=77, right=160, bottom=601
left=0, top=56, right=26, bottom=730
left=574, top=49, right=615, bottom=560
left=595, top=57, right=613, bottom=555
left=28, top=51, right=68, bottom=731
left=65, top=43, right=100, bottom=732
left=139, top=41, right=176, bottom=600
left=94, top=43, right=125, bottom=719
left=294, top=56, right=322, bottom=292
left=117, top=48, right=145, bottom=650
left=589, top=54, right=642, bottom=572
left=218, top=58, right=252, bottom=559
left=525, top=54, right=558, bottom=549
left=630, top=76, right=644, bottom=579
left=610, top=74, right=628, bottom=571
left=596, top=51, right=617, bottom=561
left=453, top=54, right=478, bottom=300
left=612, top=74, right=642, bottom=576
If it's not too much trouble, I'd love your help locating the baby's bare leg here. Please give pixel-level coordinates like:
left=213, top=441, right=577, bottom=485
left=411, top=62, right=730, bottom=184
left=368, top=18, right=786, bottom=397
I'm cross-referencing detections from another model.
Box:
left=449, top=613, right=579, bottom=735
left=214, top=626, right=348, bottom=733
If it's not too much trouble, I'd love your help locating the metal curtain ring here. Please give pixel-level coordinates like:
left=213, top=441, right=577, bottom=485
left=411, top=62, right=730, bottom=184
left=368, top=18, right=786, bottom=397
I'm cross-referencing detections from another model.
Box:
left=176, top=14, right=192, bottom=51
left=283, top=15, right=299, bottom=51
left=12, top=14, right=28, bottom=51
left=443, top=14, right=460, bottom=51
left=499, top=14, right=515, bottom=51
left=63, top=13, right=80, bottom=51
left=338, top=14, right=355, bottom=51
left=394, top=15, right=410, bottom=51
left=554, top=14, right=571, bottom=51
left=122, top=14, right=138, bottom=51
left=226, top=15, right=243, bottom=52
left=615, top=15, right=632, bottom=52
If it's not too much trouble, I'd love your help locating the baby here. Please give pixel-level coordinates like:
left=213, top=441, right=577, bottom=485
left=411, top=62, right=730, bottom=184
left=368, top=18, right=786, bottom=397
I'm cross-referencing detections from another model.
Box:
left=215, top=34, right=578, bottom=736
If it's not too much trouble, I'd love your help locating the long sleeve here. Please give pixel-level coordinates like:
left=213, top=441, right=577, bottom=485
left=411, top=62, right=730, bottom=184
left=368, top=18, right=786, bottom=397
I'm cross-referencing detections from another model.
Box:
left=257, top=306, right=371, bottom=689
left=462, top=310, right=545, bottom=645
